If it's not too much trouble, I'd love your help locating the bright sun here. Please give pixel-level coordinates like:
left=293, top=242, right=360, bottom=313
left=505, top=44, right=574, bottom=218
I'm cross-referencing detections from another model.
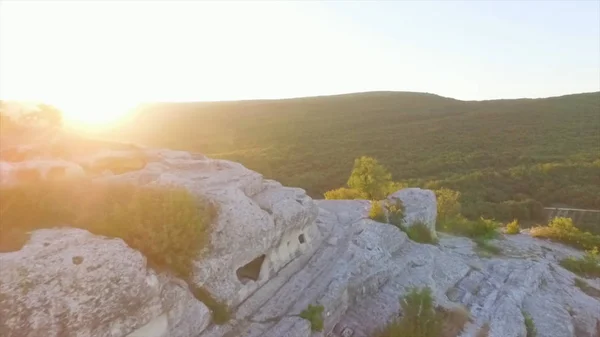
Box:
left=53, top=99, right=137, bottom=127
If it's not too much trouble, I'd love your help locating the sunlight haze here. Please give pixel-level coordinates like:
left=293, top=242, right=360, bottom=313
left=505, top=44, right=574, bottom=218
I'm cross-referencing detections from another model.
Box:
left=1, top=0, right=599, bottom=125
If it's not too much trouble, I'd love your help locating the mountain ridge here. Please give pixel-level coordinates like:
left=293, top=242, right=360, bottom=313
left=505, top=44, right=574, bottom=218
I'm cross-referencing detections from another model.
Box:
left=105, top=90, right=600, bottom=224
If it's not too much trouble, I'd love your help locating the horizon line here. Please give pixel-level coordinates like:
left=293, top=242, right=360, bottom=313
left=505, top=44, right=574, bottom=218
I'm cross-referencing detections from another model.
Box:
left=1, top=89, right=599, bottom=107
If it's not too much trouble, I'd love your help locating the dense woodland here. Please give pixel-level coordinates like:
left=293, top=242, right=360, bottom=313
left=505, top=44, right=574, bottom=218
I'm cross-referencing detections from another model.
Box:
left=83, top=92, right=600, bottom=223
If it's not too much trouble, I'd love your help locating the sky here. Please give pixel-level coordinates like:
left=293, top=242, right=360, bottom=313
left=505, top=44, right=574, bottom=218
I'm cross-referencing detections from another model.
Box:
left=0, top=0, right=599, bottom=122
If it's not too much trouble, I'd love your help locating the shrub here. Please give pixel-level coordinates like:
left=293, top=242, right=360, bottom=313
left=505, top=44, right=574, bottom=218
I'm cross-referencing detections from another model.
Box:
left=438, top=216, right=499, bottom=240
left=0, top=180, right=229, bottom=322
left=385, top=199, right=405, bottom=228
left=0, top=180, right=216, bottom=279
left=469, top=217, right=500, bottom=240
left=522, top=311, right=537, bottom=337
left=373, top=287, right=469, bottom=337
left=559, top=248, right=600, bottom=278
left=435, top=188, right=461, bottom=223
left=505, top=219, right=520, bottom=235
left=324, top=187, right=366, bottom=200
left=393, top=287, right=441, bottom=337
left=405, top=222, right=438, bottom=245
left=300, top=304, right=324, bottom=332
left=530, top=217, right=600, bottom=250
left=369, top=201, right=386, bottom=223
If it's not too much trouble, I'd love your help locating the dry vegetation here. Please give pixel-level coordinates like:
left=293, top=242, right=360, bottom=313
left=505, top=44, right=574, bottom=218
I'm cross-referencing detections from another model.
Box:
left=372, top=287, right=470, bottom=337
left=0, top=180, right=232, bottom=324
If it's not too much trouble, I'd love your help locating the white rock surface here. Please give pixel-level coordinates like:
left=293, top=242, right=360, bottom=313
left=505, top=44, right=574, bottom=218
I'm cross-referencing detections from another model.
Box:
left=388, top=187, right=438, bottom=238
left=1, top=147, right=598, bottom=337
left=0, top=228, right=210, bottom=337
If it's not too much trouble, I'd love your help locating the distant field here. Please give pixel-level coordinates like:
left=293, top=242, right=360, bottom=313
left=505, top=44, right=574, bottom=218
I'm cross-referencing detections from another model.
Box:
left=105, top=91, right=600, bottom=223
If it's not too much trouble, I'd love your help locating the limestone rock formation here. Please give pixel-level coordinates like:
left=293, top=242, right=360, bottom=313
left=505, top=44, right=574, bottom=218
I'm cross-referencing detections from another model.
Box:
left=388, top=187, right=437, bottom=238
left=0, top=228, right=209, bottom=337
left=1, top=144, right=599, bottom=337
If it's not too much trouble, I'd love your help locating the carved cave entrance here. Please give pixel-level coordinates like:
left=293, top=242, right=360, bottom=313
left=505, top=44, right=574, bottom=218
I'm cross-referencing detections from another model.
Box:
left=236, top=254, right=266, bottom=284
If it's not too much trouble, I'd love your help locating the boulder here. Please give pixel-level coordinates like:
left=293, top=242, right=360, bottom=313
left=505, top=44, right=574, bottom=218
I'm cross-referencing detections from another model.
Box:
left=95, top=150, right=321, bottom=308
left=389, top=188, right=438, bottom=238
left=0, top=228, right=210, bottom=337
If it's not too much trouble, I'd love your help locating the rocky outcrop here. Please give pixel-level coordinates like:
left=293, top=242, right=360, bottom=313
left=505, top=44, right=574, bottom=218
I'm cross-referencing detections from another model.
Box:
left=0, top=228, right=209, bottom=337
left=1, top=145, right=599, bottom=337
left=388, top=187, right=437, bottom=238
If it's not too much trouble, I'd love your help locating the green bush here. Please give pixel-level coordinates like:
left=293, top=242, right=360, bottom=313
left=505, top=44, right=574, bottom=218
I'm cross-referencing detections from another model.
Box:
left=369, top=201, right=387, bottom=223
left=531, top=217, right=600, bottom=250
left=385, top=199, right=405, bottom=228
left=435, top=188, right=462, bottom=223
left=438, top=216, right=499, bottom=240
left=522, top=311, right=537, bottom=337
left=300, top=304, right=324, bottom=332
left=559, top=248, right=600, bottom=278
left=405, top=222, right=438, bottom=245
left=373, top=287, right=469, bottom=337
left=376, top=287, right=441, bottom=337
left=324, top=187, right=366, bottom=200
left=505, top=219, right=520, bottom=235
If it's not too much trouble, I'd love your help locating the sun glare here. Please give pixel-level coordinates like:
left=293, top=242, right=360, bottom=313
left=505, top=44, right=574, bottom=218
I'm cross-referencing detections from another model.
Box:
left=53, top=99, right=137, bottom=128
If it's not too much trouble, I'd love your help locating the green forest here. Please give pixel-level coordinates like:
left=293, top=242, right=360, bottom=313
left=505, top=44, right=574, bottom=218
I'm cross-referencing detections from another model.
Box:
left=104, top=91, right=600, bottom=224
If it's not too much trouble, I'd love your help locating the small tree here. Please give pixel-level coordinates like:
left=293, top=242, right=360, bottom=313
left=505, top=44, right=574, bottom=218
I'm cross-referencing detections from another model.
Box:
left=347, top=156, right=393, bottom=200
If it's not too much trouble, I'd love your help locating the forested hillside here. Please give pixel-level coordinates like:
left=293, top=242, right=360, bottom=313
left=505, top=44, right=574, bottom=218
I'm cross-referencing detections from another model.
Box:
left=107, top=91, right=600, bottom=223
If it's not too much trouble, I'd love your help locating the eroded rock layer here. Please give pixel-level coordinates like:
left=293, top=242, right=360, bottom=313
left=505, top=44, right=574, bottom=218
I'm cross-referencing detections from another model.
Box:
left=1, top=145, right=598, bottom=337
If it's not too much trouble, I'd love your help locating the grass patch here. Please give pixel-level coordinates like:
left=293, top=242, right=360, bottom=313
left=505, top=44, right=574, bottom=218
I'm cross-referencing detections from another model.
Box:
left=404, top=222, right=438, bottom=245
left=371, top=198, right=436, bottom=245
left=522, top=311, right=537, bottom=337
left=0, top=180, right=230, bottom=323
left=190, top=285, right=231, bottom=324
left=438, top=216, right=499, bottom=240
left=559, top=248, right=600, bottom=278
left=530, top=217, right=600, bottom=251
left=0, top=180, right=216, bottom=278
left=505, top=219, right=520, bottom=235
left=574, top=278, right=600, bottom=298
left=373, top=287, right=470, bottom=337
left=300, top=304, right=324, bottom=332
left=474, top=238, right=502, bottom=256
